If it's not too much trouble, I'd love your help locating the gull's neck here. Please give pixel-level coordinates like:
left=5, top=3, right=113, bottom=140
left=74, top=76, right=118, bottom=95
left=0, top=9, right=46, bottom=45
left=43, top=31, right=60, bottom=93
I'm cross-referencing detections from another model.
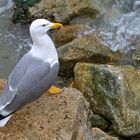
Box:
left=30, top=34, right=58, bottom=63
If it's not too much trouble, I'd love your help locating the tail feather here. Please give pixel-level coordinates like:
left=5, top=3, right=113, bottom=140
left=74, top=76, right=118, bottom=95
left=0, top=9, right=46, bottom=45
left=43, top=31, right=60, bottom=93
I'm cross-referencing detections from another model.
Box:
left=0, top=115, right=12, bottom=127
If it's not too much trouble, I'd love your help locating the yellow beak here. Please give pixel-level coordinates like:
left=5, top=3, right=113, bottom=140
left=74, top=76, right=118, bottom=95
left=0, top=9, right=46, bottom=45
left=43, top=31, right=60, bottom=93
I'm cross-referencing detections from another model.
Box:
left=51, top=23, right=63, bottom=29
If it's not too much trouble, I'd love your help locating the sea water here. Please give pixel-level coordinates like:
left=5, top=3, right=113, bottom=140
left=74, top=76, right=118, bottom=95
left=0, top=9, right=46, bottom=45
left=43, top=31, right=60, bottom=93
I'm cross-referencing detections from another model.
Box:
left=0, top=0, right=31, bottom=78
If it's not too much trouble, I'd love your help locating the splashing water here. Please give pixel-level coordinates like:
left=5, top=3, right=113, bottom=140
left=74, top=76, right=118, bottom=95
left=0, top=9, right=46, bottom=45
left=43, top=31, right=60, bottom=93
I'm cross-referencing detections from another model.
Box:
left=0, top=0, right=13, bottom=15
left=97, top=0, right=140, bottom=53
left=0, top=0, right=31, bottom=78
left=77, top=0, right=140, bottom=54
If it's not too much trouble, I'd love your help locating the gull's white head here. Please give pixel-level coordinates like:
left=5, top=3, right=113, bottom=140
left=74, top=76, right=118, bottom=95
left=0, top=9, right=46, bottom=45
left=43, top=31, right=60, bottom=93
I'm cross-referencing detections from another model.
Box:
left=30, top=19, right=63, bottom=37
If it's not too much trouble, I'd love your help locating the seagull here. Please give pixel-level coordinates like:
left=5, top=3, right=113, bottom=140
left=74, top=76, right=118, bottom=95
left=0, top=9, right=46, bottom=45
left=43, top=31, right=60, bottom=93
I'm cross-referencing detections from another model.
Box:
left=0, top=19, right=63, bottom=127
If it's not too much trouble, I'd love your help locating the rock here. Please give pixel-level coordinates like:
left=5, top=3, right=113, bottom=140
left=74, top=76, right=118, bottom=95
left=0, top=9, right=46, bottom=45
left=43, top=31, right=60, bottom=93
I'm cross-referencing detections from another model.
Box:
left=58, top=34, right=126, bottom=77
left=54, top=24, right=92, bottom=46
left=132, top=39, right=140, bottom=68
left=74, top=63, right=140, bottom=137
left=13, top=0, right=41, bottom=23
left=131, top=135, right=140, bottom=140
left=90, top=114, right=110, bottom=130
left=0, top=80, right=94, bottom=140
left=92, top=128, right=119, bottom=140
left=14, top=0, right=121, bottom=25
left=0, top=79, right=6, bottom=94
left=28, top=0, right=98, bottom=24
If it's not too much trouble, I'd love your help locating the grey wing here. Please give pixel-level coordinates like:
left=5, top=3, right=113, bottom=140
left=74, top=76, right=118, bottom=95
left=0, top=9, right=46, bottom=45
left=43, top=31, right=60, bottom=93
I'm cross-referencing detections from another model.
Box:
left=0, top=53, right=51, bottom=111
left=9, top=61, right=59, bottom=111
left=0, top=53, right=31, bottom=110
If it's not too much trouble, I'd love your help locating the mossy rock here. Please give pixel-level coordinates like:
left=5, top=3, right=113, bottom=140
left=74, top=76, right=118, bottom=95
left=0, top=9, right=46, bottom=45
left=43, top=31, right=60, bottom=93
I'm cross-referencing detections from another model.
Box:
left=75, top=63, right=140, bottom=137
left=13, top=0, right=41, bottom=23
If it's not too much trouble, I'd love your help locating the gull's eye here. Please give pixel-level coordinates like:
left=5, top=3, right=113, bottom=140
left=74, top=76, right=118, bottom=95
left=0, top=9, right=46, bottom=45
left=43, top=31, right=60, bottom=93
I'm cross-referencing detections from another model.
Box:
left=42, top=24, right=47, bottom=27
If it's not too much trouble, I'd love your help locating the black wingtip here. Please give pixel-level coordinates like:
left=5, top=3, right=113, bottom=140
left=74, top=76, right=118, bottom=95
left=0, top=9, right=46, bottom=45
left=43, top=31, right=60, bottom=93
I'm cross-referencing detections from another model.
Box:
left=0, top=112, right=14, bottom=120
left=0, top=114, right=5, bottom=120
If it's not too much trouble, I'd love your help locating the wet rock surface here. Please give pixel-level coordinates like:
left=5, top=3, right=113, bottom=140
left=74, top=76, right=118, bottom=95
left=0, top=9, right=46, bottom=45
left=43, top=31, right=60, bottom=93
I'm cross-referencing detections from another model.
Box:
left=13, top=0, right=41, bottom=23
left=74, top=63, right=140, bottom=137
left=90, top=113, right=110, bottom=130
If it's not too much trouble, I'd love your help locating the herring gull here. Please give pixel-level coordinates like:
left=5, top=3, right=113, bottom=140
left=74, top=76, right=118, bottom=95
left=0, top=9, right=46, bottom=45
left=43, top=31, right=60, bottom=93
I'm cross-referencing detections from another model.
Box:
left=0, top=19, right=63, bottom=127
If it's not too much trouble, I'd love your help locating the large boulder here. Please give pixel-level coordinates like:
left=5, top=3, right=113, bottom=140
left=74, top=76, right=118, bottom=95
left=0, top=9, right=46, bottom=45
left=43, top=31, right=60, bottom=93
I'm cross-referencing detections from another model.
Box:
left=58, top=34, right=126, bottom=77
left=0, top=80, right=93, bottom=140
left=28, top=0, right=98, bottom=23
left=74, top=63, right=140, bottom=137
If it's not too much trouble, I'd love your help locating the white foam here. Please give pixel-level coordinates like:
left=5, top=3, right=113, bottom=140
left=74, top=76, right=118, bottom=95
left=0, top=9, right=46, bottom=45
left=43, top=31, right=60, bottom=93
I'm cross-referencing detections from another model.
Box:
left=0, top=0, right=13, bottom=14
left=100, top=10, right=140, bottom=52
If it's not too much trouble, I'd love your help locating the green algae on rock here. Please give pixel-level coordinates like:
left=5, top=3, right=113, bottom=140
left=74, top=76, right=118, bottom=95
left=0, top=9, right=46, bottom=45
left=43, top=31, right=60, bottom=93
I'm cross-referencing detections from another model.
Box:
left=74, top=63, right=140, bottom=137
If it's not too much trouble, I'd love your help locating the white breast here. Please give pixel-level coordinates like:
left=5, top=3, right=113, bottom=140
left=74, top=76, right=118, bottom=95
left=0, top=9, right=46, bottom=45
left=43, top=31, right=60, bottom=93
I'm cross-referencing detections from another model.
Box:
left=30, top=45, right=58, bottom=65
left=30, top=33, right=58, bottom=64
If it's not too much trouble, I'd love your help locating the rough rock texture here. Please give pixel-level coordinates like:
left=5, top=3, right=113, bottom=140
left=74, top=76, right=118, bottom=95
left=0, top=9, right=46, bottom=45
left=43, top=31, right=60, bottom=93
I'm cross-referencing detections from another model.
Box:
left=74, top=63, right=140, bottom=137
left=58, top=34, right=126, bottom=77
left=13, top=0, right=41, bottom=23
left=92, top=128, right=119, bottom=140
left=54, top=24, right=92, bottom=46
left=14, top=0, right=118, bottom=24
left=28, top=0, right=98, bottom=23
left=0, top=79, right=6, bottom=93
left=132, top=39, right=140, bottom=68
left=0, top=80, right=94, bottom=140
left=90, top=114, right=110, bottom=130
